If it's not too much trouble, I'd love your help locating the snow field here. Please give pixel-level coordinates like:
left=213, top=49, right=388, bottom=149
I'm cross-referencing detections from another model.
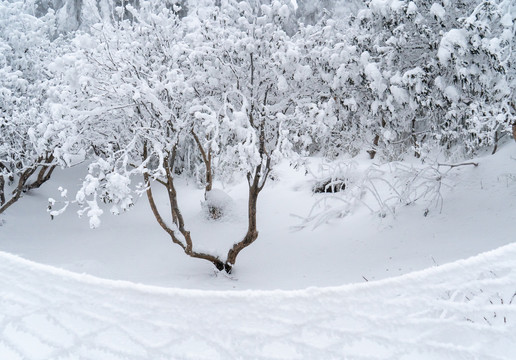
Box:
left=1, top=243, right=515, bottom=359
left=1, top=144, right=516, bottom=291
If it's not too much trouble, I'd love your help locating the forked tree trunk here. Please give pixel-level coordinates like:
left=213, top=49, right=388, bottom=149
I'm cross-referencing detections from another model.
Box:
left=0, top=167, right=35, bottom=214
left=23, top=155, right=57, bottom=192
left=143, top=137, right=271, bottom=273
left=143, top=142, right=225, bottom=271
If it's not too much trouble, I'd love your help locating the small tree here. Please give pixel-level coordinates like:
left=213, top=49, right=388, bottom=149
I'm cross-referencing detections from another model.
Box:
left=55, top=1, right=302, bottom=272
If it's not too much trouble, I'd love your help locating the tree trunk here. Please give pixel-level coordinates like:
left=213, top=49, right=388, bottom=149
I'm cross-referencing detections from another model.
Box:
left=368, top=117, right=386, bottom=160
left=492, top=128, right=500, bottom=155
left=512, top=122, right=516, bottom=142
left=412, top=118, right=421, bottom=158
left=224, top=180, right=259, bottom=273
left=23, top=164, right=57, bottom=192
left=0, top=154, right=58, bottom=214
left=368, top=134, right=380, bottom=159
left=191, top=129, right=213, bottom=195
left=0, top=167, right=36, bottom=214
left=143, top=143, right=224, bottom=271
left=224, top=158, right=270, bottom=273
left=0, top=175, right=4, bottom=206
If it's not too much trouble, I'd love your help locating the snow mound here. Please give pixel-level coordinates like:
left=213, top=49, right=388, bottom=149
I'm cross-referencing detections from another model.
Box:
left=202, top=189, right=234, bottom=220
left=1, top=244, right=515, bottom=359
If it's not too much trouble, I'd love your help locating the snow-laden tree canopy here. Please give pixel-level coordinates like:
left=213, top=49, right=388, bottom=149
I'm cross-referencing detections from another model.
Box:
left=50, top=0, right=317, bottom=271
left=0, top=1, right=77, bottom=213
left=2, top=0, right=514, bottom=270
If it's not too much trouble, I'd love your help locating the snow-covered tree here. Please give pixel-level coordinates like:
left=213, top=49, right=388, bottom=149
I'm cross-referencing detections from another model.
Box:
left=285, top=18, right=361, bottom=157
left=0, top=1, right=72, bottom=214
left=294, top=0, right=364, bottom=26
left=24, top=0, right=190, bottom=33
left=186, top=0, right=309, bottom=269
left=320, top=0, right=515, bottom=160
left=436, top=0, right=516, bottom=155
left=54, top=0, right=308, bottom=272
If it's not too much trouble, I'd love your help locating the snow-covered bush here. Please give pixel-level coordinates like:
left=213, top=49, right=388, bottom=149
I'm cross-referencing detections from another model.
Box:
left=305, top=0, right=516, bottom=161
left=436, top=0, right=516, bottom=156
left=202, top=189, right=234, bottom=220
left=296, top=159, right=479, bottom=229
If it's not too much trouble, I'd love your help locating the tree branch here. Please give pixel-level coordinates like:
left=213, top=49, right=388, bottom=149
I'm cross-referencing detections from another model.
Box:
left=437, top=162, right=479, bottom=169
left=191, top=129, right=212, bottom=193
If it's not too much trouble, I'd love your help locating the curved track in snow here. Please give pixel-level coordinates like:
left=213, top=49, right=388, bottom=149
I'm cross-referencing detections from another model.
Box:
left=1, top=244, right=515, bottom=359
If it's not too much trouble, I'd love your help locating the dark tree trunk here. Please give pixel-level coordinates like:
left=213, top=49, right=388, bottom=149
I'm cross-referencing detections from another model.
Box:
left=0, top=166, right=36, bottom=214
left=492, top=128, right=500, bottom=155
left=368, top=133, right=380, bottom=159
left=412, top=118, right=421, bottom=158
left=224, top=154, right=271, bottom=273
left=23, top=160, right=56, bottom=192
left=0, top=175, right=5, bottom=206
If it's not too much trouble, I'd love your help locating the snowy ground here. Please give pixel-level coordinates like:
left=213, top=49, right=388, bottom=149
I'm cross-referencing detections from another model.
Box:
left=0, top=243, right=515, bottom=359
left=1, top=144, right=515, bottom=290
left=0, top=143, right=515, bottom=358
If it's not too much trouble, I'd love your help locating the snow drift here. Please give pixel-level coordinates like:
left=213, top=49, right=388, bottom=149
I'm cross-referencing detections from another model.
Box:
left=1, top=243, right=515, bottom=359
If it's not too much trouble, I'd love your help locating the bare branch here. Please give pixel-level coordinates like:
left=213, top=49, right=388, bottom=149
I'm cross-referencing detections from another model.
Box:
left=437, top=162, right=479, bottom=169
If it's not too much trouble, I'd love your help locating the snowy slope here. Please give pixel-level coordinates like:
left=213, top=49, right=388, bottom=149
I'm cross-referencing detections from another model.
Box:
left=1, top=144, right=515, bottom=290
left=1, top=244, right=515, bottom=359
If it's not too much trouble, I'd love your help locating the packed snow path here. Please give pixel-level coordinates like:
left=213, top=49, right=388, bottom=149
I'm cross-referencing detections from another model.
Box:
left=1, top=245, right=515, bottom=360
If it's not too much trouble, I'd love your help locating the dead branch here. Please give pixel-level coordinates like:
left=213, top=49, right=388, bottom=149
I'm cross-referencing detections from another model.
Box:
left=437, top=162, right=479, bottom=169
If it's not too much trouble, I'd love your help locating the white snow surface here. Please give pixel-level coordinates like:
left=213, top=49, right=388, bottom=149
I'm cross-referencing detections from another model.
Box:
left=1, top=144, right=516, bottom=290
left=1, top=144, right=515, bottom=358
left=204, top=188, right=234, bottom=209
left=0, top=244, right=515, bottom=359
